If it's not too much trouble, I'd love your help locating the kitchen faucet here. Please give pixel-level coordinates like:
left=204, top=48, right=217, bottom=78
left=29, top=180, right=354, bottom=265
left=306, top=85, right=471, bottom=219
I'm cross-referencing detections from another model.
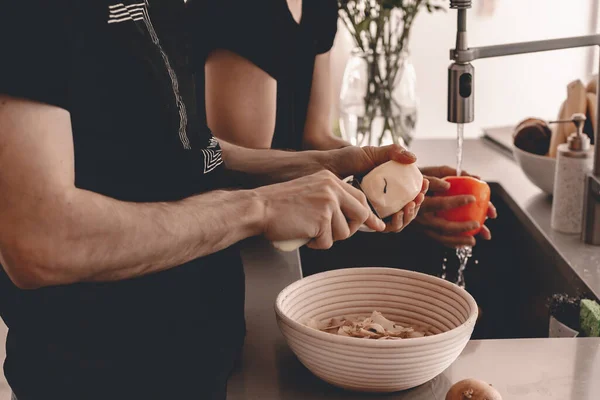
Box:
left=447, top=0, right=600, bottom=245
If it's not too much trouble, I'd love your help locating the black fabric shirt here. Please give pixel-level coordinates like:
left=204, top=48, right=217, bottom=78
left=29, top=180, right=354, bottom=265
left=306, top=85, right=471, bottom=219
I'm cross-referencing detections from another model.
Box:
left=0, top=1, right=245, bottom=399
left=189, top=0, right=338, bottom=151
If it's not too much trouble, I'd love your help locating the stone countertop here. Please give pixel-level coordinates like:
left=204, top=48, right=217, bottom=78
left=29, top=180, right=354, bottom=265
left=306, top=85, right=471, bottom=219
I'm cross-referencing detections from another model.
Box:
left=229, top=138, right=600, bottom=400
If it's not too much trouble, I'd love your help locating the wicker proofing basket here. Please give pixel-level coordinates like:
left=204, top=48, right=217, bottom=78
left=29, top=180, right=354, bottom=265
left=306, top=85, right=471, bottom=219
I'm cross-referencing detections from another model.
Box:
left=275, top=267, right=478, bottom=393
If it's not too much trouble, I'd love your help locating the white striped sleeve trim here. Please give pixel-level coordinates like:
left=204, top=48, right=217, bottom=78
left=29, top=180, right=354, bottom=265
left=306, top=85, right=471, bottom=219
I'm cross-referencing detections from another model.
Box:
left=108, top=3, right=146, bottom=24
left=109, top=9, right=144, bottom=18
left=201, top=149, right=224, bottom=174
left=108, top=16, right=144, bottom=24
left=109, top=3, right=146, bottom=10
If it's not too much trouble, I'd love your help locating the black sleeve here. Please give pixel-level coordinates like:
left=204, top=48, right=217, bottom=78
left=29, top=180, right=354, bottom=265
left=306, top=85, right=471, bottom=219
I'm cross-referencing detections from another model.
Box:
left=0, top=1, right=74, bottom=110
left=314, top=0, right=339, bottom=54
left=187, top=0, right=283, bottom=80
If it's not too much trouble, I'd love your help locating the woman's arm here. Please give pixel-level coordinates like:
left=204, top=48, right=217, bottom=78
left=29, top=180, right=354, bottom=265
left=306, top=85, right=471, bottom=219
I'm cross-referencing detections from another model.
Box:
left=205, top=49, right=349, bottom=152
left=303, top=52, right=352, bottom=151
left=205, top=49, right=277, bottom=149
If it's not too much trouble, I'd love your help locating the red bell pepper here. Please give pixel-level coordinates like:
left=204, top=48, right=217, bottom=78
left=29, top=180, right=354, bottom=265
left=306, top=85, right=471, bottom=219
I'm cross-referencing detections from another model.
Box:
left=435, top=176, right=491, bottom=236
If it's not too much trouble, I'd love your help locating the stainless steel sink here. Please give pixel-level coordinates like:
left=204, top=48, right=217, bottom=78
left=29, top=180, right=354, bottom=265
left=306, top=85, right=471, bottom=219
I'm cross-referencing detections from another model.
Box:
left=299, top=183, right=599, bottom=340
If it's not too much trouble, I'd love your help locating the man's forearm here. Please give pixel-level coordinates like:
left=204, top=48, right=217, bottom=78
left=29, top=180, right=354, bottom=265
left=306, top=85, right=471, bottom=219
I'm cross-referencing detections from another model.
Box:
left=0, top=96, right=269, bottom=290
left=219, top=139, right=327, bottom=185
left=5, top=188, right=264, bottom=288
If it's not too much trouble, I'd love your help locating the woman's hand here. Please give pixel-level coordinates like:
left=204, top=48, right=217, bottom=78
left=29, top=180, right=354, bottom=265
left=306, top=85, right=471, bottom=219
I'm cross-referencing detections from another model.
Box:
left=416, top=166, right=497, bottom=248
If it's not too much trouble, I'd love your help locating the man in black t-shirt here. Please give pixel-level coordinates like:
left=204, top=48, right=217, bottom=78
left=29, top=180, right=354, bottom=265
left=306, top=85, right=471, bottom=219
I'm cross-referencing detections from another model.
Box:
left=0, top=1, right=425, bottom=399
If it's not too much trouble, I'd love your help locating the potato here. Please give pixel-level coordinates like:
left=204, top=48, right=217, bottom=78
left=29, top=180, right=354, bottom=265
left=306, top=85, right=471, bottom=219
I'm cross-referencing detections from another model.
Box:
left=360, top=161, right=423, bottom=219
left=446, top=379, right=502, bottom=400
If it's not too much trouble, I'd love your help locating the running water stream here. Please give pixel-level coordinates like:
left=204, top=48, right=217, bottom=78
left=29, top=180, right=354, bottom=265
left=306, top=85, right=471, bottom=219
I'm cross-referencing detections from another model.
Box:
left=455, top=246, right=472, bottom=288
left=454, top=123, right=472, bottom=288
left=456, top=123, right=464, bottom=177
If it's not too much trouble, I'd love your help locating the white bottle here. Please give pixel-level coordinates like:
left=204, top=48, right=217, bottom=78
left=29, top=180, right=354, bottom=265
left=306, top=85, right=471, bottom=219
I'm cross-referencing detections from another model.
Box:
left=551, top=113, right=593, bottom=234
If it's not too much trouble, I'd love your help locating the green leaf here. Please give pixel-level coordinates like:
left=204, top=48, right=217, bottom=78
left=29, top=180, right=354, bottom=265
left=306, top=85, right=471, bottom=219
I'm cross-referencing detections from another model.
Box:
left=356, top=18, right=373, bottom=34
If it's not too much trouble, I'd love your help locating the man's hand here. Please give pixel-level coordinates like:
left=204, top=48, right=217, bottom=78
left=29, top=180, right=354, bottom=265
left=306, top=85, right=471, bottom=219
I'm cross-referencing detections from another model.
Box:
left=256, top=170, right=385, bottom=249
left=325, top=144, right=428, bottom=233
left=415, top=166, right=498, bottom=248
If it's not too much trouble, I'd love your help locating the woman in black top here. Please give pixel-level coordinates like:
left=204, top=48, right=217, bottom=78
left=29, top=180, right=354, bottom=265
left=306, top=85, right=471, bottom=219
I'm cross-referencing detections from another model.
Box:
left=188, top=0, right=349, bottom=151
left=188, top=0, right=497, bottom=247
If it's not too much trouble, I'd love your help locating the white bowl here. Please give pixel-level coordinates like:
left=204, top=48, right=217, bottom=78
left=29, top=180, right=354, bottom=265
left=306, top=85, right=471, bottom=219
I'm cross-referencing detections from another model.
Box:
left=275, top=267, right=478, bottom=393
left=512, top=145, right=556, bottom=195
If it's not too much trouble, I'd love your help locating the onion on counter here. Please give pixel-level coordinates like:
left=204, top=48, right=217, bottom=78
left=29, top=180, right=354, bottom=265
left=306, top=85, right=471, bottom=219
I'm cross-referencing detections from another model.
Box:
left=446, top=379, right=502, bottom=400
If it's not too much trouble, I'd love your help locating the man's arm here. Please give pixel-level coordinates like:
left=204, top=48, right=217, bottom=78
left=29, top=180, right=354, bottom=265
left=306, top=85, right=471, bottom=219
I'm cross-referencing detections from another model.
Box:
left=0, top=96, right=383, bottom=289
left=303, top=52, right=351, bottom=151
left=0, top=95, right=265, bottom=289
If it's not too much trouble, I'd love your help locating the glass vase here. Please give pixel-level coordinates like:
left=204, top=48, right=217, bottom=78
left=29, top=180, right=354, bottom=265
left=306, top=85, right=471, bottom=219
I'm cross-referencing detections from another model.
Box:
left=339, top=49, right=418, bottom=148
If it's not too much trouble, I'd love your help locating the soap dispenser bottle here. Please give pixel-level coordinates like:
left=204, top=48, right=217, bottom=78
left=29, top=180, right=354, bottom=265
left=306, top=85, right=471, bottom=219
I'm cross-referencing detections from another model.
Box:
left=551, top=113, right=593, bottom=234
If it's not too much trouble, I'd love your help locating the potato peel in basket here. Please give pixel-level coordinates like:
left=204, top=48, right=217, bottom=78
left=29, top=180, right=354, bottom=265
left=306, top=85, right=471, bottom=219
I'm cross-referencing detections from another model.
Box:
left=305, top=311, right=433, bottom=340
